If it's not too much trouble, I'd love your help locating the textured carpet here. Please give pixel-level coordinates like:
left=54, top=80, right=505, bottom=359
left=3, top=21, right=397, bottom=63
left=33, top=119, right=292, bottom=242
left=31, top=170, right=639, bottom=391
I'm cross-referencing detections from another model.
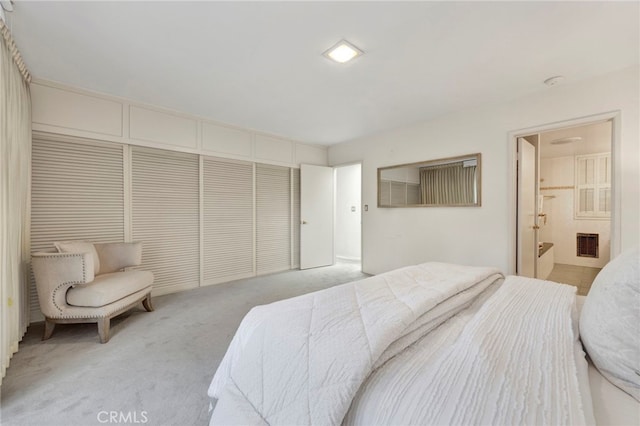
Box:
left=0, top=262, right=368, bottom=426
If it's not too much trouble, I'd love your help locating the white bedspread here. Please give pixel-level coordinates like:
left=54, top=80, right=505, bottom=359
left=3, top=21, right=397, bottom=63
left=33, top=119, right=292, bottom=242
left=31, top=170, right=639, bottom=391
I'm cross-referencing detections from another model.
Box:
left=423, top=277, right=587, bottom=425
left=348, top=276, right=591, bottom=425
left=208, top=265, right=590, bottom=425
left=208, top=262, right=502, bottom=425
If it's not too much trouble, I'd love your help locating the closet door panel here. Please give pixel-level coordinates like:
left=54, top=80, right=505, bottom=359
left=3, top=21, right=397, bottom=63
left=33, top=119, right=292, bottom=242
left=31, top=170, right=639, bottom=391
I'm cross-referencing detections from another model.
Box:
left=203, top=157, right=254, bottom=285
left=31, top=137, right=125, bottom=320
left=131, top=146, right=200, bottom=294
left=256, top=164, right=291, bottom=275
left=292, top=168, right=301, bottom=268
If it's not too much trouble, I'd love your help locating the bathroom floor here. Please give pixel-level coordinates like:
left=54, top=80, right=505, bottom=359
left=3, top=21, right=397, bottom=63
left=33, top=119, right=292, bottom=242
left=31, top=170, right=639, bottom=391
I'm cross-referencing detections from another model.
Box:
left=547, top=263, right=601, bottom=296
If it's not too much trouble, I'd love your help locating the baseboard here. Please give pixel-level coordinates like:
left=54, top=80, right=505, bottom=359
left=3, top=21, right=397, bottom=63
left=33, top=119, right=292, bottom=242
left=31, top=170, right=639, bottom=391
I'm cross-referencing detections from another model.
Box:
left=202, top=272, right=256, bottom=287
left=151, top=281, right=199, bottom=297
left=336, top=256, right=361, bottom=262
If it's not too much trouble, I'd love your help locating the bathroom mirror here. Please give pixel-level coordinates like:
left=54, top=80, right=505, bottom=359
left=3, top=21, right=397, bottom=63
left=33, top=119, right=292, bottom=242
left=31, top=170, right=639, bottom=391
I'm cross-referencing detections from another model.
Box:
left=377, top=153, right=481, bottom=207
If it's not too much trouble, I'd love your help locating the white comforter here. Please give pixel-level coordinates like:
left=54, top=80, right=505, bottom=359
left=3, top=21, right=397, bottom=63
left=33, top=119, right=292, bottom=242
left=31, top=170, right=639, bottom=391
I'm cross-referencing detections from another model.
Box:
left=208, top=262, right=502, bottom=425
left=346, top=276, right=593, bottom=425
left=208, top=263, right=591, bottom=425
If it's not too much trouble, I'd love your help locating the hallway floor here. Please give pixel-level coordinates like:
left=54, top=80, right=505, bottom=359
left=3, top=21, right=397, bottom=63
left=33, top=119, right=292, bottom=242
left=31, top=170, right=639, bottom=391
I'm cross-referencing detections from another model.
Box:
left=547, top=263, right=601, bottom=296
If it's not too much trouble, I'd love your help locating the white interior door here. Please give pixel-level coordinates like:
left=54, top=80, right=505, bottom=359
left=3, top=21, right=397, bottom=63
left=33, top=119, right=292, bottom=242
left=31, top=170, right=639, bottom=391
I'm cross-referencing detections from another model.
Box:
left=300, top=164, right=334, bottom=269
left=517, top=137, right=538, bottom=278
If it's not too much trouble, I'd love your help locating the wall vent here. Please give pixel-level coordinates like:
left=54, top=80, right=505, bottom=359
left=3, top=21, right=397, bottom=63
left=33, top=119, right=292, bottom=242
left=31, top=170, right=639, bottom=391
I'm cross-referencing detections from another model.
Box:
left=577, top=233, right=599, bottom=258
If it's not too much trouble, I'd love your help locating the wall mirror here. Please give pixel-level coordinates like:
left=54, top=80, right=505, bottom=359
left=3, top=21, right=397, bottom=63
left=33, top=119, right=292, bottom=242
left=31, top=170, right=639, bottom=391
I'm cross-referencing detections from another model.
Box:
left=377, top=153, right=481, bottom=207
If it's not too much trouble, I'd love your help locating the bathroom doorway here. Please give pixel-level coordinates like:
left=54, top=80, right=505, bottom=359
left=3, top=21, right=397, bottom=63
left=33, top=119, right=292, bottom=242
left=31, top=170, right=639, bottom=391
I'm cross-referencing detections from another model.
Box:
left=516, top=118, right=614, bottom=295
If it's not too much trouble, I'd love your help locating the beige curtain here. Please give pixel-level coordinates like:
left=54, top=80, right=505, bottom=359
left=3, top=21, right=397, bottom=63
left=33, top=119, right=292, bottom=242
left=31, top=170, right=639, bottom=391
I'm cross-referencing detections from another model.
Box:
left=1, top=19, right=31, bottom=384
left=420, top=162, right=476, bottom=205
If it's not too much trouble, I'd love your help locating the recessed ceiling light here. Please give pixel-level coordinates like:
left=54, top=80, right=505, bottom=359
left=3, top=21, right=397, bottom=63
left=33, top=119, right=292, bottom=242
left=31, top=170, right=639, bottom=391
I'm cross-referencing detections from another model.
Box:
left=544, top=75, right=565, bottom=86
left=550, top=136, right=582, bottom=145
left=323, top=40, right=363, bottom=64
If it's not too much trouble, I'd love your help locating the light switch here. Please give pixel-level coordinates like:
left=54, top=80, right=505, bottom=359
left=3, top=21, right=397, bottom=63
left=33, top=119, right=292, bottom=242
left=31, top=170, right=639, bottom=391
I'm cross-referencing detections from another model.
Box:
left=351, top=206, right=356, bottom=212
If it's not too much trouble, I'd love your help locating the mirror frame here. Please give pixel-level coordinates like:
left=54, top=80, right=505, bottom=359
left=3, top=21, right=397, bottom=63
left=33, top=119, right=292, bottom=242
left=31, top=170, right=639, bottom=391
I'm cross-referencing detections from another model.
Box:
left=377, top=153, right=482, bottom=208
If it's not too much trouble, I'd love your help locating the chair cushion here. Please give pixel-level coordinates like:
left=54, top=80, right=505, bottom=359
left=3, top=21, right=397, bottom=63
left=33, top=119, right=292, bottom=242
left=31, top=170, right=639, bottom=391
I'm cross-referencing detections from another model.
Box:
left=67, top=270, right=153, bottom=308
left=55, top=240, right=100, bottom=275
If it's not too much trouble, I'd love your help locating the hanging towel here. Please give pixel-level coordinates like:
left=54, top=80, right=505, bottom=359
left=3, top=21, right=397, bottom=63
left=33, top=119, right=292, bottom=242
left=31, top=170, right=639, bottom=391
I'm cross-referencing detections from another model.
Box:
left=538, top=195, right=544, bottom=214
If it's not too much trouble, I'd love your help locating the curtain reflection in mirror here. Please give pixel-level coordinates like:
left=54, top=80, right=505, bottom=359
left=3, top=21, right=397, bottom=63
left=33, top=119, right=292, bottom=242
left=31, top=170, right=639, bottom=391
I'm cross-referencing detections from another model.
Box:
left=420, top=161, right=477, bottom=205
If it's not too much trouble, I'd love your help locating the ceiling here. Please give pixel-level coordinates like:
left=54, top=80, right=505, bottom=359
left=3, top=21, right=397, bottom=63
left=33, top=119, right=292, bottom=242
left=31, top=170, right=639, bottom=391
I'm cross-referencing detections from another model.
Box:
left=6, top=1, right=639, bottom=146
left=539, top=121, right=611, bottom=159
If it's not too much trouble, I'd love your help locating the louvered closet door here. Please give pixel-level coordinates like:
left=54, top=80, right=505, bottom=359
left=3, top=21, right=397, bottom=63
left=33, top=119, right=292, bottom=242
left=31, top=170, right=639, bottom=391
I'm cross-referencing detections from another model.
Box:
left=292, top=168, right=301, bottom=268
left=203, top=157, right=254, bottom=285
left=131, top=147, right=200, bottom=294
left=256, top=164, right=292, bottom=275
left=31, top=136, right=125, bottom=320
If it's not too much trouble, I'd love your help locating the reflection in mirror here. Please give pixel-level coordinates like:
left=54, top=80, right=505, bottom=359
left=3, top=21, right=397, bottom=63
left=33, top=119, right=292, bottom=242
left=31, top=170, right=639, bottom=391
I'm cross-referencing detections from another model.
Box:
left=378, top=153, right=481, bottom=207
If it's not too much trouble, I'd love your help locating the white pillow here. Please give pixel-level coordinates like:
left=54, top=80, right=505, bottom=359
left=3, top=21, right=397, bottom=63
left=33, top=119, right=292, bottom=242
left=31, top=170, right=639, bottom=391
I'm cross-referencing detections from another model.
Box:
left=580, top=246, right=640, bottom=401
left=54, top=240, right=100, bottom=275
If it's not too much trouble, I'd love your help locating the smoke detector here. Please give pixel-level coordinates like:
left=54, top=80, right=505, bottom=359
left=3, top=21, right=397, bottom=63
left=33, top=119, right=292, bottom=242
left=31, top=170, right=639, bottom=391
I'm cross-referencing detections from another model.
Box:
left=544, top=75, right=565, bottom=86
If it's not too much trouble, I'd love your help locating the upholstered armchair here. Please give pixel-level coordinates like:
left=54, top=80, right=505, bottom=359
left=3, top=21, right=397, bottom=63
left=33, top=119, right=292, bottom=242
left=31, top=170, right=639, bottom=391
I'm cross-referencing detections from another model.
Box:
left=31, top=241, right=154, bottom=343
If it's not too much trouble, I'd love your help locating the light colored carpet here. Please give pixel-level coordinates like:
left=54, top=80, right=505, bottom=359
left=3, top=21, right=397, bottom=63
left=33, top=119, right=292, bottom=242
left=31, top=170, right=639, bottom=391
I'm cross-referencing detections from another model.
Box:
left=0, top=262, right=368, bottom=426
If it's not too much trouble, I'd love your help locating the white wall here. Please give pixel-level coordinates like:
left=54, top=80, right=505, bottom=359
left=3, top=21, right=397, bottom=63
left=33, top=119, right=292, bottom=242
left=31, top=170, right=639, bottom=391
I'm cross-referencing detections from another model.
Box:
left=540, top=156, right=611, bottom=268
left=335, top=164, right=361, bottom=261
left=30, top=80, right=328, bottom=168
left=328, top=66, right=639, bottom=275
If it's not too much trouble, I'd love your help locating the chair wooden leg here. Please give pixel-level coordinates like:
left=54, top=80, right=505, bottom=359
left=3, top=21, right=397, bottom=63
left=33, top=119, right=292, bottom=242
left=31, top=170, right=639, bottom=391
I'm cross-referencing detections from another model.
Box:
left=43, top=319, right=55, bottom=340
left=142, top=294, right=154, bottom=312
left=97, top=317, right=111, bottom=343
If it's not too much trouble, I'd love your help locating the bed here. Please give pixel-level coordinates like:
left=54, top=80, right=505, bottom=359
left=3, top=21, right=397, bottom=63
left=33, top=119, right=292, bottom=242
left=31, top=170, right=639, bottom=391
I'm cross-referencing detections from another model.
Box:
left=208, top=248, right=639, bottom=425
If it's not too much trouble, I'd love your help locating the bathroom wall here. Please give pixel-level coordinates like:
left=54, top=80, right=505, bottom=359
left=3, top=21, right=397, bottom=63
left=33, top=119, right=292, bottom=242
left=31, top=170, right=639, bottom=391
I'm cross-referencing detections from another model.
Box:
left=539, top=156, right=611, bottom=268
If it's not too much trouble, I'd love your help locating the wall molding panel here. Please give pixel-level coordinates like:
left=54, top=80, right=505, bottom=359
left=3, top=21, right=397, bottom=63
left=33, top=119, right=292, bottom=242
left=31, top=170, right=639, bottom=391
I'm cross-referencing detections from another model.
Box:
left=254, top=134, right=294, bottom=164
left=30, top=79, right=328, bottom=168
left=202, top=121, right=253, bottom=159
left=129, top=106, right=198, bottom=149
left=31, top=84, right=124, bottom=138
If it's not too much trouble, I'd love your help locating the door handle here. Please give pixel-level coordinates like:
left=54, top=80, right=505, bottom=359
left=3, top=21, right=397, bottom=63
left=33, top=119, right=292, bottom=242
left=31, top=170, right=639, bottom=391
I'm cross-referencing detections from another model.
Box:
left=302, top=220, right=308, bottom=225
left=533, top=225, right=540, bottom=230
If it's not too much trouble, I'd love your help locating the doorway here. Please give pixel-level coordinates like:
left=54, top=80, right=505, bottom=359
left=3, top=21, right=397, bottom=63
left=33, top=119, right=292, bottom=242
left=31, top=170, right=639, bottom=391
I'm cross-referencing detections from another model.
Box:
left=334, top=163, right=362, bottom=269
left=515, top=118, right=614, bottom=295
